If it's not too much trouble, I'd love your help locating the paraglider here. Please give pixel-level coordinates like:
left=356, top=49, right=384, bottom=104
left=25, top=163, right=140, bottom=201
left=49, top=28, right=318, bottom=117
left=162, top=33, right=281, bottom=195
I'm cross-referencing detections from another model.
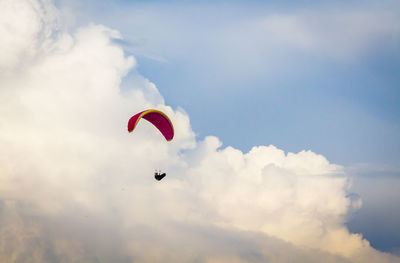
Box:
left=127, top=109, right=174, bottom=141
left=154, top=170, right=166, bottom=181
left=127, top=109, right=174, bottom=181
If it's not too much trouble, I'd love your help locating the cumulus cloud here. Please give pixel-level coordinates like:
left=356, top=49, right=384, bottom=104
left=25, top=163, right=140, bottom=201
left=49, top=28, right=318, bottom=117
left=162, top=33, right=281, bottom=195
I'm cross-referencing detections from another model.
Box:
left=0, top=0, right=399, bottom=262
left=0, top=0, right=59, bottom=72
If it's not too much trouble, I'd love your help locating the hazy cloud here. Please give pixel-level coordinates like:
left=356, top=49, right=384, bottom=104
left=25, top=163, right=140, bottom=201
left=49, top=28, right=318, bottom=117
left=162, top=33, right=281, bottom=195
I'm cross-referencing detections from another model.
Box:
left=256, top=9, right=400, bottom=59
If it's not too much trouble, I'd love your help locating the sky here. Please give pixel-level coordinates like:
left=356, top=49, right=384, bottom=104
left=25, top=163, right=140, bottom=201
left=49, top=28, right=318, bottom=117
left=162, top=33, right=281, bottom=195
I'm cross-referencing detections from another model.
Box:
left=0, top=0, right=399, bottom=262
left=55, top=0, right=400, bottom=166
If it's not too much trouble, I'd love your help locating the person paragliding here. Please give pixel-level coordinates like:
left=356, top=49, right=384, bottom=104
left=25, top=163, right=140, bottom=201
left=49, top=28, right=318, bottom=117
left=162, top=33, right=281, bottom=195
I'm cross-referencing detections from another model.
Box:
left=128, top=109, right=174, bottom=181
left=154, top=170, right=166, bottom=181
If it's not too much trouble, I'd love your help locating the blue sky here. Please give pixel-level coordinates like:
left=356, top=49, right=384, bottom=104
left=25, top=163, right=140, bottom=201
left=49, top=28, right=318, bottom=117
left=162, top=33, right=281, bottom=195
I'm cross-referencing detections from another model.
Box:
left=53, top=0, right=400, bottom=254
left=57, top=0, right=400, bottom=166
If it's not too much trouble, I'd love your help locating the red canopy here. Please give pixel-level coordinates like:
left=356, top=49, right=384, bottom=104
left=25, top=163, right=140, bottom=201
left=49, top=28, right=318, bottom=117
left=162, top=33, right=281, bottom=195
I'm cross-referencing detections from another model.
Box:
left=127, top=109, right=174, bottom=141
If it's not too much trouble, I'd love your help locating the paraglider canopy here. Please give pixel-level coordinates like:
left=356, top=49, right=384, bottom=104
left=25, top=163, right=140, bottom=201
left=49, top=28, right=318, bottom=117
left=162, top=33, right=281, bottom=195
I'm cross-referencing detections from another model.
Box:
left=127, top=109, right=174, bottom=141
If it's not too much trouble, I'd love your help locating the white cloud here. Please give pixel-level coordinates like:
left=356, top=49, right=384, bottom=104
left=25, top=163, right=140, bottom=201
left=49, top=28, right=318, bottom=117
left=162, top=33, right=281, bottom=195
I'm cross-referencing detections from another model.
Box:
left=0, top=0, right=59, bottom=72
left=0, top=0, right=399, bottom=262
